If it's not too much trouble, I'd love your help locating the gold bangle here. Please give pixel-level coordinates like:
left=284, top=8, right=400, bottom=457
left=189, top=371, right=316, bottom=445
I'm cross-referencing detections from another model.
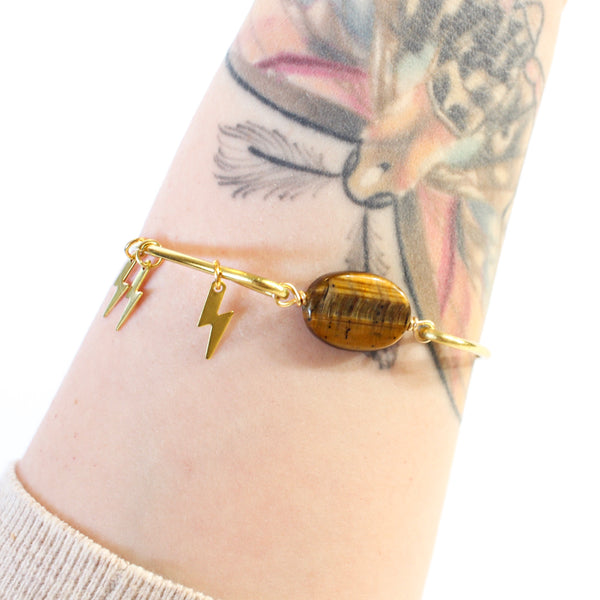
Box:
left=104, top=238, right=490, bottom=360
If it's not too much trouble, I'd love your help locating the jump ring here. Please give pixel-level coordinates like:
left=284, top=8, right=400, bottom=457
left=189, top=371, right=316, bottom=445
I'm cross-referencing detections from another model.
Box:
left=125, top=237, right=145, bottom=260
left=213, top=260, right=224, bottom=291
left=135, top=239, right=163, bottom=269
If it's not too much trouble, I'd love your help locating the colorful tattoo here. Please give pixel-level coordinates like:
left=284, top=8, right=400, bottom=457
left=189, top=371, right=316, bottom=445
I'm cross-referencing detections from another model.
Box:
left=215, top=0, right=545, bottom=417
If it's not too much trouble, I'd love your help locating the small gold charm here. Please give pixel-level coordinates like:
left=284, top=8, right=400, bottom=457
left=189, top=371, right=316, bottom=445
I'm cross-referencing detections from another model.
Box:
left=198, top=278, right=234, bottom=359
left=104, top=258, right=137, bottom=318
left=104, top=239, right=163, bottom=330
left=115, top=265, right=152, bottom=331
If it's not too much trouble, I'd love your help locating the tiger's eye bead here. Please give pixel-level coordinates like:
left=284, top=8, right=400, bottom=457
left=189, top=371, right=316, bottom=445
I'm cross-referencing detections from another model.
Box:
left=302, top=272, right=412, bottom=351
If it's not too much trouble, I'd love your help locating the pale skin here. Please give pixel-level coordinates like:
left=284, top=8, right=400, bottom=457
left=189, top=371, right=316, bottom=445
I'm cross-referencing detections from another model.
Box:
left=18, top=2, right=565, bottom=600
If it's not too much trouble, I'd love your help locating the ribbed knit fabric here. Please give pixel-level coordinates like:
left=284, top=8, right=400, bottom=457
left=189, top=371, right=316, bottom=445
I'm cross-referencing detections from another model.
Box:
left=0, top=463, right=217, bottom=600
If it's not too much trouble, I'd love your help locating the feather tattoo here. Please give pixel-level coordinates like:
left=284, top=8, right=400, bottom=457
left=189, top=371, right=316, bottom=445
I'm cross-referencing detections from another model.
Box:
left=214, top=121, right=341, bottom=200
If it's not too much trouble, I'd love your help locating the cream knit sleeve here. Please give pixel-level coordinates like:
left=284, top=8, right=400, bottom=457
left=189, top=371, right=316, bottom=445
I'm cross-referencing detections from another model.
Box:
left=0, top=464, right=216, bottom=600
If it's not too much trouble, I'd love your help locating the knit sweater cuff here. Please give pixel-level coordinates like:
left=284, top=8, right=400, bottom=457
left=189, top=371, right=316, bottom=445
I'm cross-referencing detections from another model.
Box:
left=0, top=463, right=216, bottom=600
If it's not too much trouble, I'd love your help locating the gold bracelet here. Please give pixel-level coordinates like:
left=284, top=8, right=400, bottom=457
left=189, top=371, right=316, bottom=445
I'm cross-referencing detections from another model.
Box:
left=104, top=238, right=490, bottom=360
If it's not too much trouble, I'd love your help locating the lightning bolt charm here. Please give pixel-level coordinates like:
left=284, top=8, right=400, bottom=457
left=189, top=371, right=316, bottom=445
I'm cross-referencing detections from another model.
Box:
left=198, top=282, right=234, bottom=359
left=104, top=258, right=136, bottom=318
left=115, top=265, right=152, bottom=331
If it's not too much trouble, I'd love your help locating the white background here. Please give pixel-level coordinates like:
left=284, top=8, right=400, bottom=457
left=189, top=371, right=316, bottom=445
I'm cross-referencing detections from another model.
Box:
left=0, top=1, right=598, bottom=598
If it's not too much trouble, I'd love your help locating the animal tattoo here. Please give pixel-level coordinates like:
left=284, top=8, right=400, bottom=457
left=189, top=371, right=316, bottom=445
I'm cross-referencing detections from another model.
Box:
left=214, top=0, right=545, bottom=418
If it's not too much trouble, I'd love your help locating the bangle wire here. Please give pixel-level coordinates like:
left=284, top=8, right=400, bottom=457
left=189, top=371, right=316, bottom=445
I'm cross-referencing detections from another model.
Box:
left=136, top=240, right=302, bottom=305
left=128, top=238, right=489, bottom=358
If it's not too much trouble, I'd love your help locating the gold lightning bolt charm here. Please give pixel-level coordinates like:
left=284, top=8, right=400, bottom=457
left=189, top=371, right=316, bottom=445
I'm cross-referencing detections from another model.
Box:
left=104, top=239, right=163, bottom=330
left=198, top=281, right=234, bottom=359
left=115, top=265, right=152, bottom=331
left=104, top=258, right=136, bottom=318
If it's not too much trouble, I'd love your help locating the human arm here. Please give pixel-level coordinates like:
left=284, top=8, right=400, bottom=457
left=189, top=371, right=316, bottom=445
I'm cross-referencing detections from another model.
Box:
left=15, top=2, right=568, bottom=600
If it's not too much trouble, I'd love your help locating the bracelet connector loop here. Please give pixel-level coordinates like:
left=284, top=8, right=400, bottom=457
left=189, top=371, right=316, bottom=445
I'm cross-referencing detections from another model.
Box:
left=275, top=283, right=306, bottom=308
left=411, top=318, right=490, bottom=359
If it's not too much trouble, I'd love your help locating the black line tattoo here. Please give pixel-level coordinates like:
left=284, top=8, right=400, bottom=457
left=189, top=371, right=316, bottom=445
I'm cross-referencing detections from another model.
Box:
left=215, top=0, right=546, bottom=417
left=215, top=122, right=341, bottom=200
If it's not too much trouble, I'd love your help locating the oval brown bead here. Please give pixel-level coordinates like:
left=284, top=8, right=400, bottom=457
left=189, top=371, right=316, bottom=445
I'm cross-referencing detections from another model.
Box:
left=302, top=272, right=412, bottom=351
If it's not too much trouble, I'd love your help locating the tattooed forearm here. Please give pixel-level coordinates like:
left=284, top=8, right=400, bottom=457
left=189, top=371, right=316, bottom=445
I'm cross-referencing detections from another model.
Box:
left=215, top=0, right=546, bottom=416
